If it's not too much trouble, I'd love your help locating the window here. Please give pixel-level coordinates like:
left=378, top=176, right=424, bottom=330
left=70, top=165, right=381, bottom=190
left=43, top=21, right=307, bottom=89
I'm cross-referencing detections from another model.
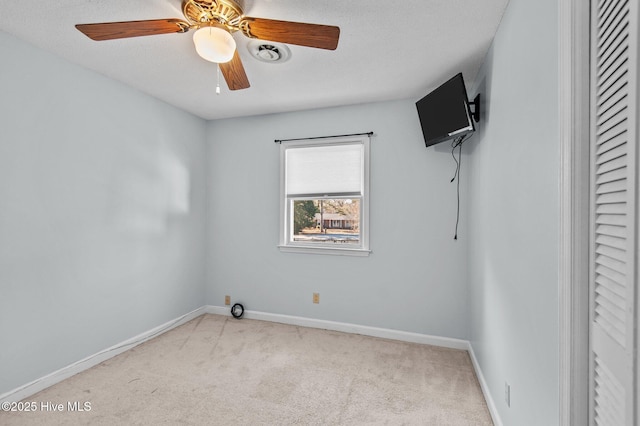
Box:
left=279, top=135, right=370, bottom=256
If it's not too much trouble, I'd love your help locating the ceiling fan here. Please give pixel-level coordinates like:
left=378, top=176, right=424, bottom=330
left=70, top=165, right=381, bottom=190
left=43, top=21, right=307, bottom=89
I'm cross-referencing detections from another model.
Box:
left=75, top=0, right=340, bottom=91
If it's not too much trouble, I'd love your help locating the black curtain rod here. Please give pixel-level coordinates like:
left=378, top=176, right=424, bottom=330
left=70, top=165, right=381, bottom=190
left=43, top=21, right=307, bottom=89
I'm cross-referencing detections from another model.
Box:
left=274, top=132, right=374, bottom=144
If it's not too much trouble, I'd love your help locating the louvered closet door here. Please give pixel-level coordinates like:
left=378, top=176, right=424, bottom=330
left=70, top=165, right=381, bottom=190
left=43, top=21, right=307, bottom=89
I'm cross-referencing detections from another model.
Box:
left=589, top=0, right=638, bottom=425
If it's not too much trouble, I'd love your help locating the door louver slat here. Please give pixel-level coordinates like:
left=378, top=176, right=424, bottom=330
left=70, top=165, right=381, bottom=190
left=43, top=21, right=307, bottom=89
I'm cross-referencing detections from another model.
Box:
left=597, top=0, right=616, bottom=22
left=595, top=243, right=627, bottom=263
left=596, top=0, right=625, bottom=39
left=596, top=70, right=627, bottom=109
left=590, top=0, right=636, bottom=424
left=595, top=166, right=627, bottom=184
left=595, top=178, right=627, bottom=194
left=597, top=57, right=628, bottom=98
left=595, top=225, right=626, bottom=241
left=595, top=253, right=626, bottom=275
left=596, top=142, right=626, bottom=165
left=594, top=264, right=627, bottom=288
left=596, top=203, right=626, bottom=216
left=596, top=33, right=628, bottom=79
left=597, top=7, right=628, bottom=57
left=595, top=284, right=626, bottom=314
left=594, top=357, right=625, bottom=426
left=596, top=133, right=626, bottom=157
left=595, top=213, right=627, bottom=226
left=596, top=155, right=627, bottom=177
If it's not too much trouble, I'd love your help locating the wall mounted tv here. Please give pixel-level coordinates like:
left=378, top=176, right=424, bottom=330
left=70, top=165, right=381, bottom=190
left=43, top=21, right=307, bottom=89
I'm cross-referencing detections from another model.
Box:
left=415, top=73, right=479, bottom=147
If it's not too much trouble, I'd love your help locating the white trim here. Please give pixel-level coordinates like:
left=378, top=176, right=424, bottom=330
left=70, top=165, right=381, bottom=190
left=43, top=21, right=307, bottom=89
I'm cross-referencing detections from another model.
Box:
left=277, top=245, right=371, bottom=257
left=468, top=344, right=503, bottom=426
left=0, top=306, right=207, bottom=404
left=206, top=305, right=468, bottom=350
left=558, top=0, right=591, bottom=424
left=635, top=0, right=640, bottom=418
left=4, top=303, right=498, bottom=422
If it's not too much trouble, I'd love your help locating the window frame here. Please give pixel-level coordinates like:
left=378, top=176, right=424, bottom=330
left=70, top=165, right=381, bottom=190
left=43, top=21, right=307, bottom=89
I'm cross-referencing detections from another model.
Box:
left=278, top=135, right=370, bottom=256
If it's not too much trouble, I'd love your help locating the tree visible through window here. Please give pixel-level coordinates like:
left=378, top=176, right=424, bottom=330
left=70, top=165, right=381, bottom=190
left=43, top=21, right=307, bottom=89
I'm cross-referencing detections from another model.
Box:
left=294, top=200, right=318, bottom=234
left=293, top=199, right=360, bottom=244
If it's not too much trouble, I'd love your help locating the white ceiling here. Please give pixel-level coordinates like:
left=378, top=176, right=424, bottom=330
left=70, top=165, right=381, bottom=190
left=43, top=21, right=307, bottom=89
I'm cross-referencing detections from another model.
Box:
left=0, top=0, right=509, bottom=120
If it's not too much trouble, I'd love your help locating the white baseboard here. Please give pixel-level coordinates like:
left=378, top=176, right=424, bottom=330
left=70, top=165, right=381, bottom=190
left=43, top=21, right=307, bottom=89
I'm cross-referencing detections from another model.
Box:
left=467, top=343, right=503, bottom=426
left=0, top=306, right=207, bottom=404
left=3, top=302, right=496, bottom=425
left=206, top=305, right=469, bottom=350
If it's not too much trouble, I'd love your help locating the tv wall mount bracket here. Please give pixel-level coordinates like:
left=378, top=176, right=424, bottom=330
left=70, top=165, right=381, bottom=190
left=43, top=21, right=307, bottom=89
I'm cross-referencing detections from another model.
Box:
left=468, top=94, right=481, bottom=123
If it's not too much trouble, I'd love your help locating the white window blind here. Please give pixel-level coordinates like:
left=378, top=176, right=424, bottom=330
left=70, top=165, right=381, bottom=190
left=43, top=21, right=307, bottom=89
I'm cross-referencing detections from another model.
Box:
left=285, top=143, right=364, bottom=197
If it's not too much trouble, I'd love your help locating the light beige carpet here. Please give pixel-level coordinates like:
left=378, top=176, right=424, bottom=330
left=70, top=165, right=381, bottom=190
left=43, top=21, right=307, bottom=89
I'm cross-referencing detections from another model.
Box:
left=1, top=314, right=492, bottom=425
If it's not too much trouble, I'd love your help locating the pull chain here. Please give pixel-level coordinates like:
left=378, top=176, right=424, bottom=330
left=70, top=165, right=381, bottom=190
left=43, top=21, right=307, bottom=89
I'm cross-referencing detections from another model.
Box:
left=216, top=64, right=221, bottom=95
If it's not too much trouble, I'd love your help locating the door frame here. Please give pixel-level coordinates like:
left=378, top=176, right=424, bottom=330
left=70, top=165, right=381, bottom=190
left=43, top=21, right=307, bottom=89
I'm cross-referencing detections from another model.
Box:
left=558, top=0, right=591, bottom=425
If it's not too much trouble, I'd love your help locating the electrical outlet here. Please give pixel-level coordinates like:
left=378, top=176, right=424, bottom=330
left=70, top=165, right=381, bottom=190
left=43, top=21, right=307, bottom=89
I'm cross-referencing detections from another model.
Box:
left=225, top=295, right=231, bottom=306
left=313, top=293, right=320, bottom=304
left=505, top=382, right=511, bottom=407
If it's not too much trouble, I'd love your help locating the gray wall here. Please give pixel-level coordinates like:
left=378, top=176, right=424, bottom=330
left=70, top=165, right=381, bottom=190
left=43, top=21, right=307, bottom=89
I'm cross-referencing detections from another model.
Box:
left=0, top=32, right=208, bottom=394
left=206, top=100, right=470, bottom=339
left=466, top=0, right=560, bottom=424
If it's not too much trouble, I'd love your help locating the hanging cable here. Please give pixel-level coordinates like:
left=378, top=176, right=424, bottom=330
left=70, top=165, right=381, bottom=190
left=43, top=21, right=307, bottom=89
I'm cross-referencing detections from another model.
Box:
left=450, top=136, right=464, bottom=240
left=450, top=138, right=461, bottom=183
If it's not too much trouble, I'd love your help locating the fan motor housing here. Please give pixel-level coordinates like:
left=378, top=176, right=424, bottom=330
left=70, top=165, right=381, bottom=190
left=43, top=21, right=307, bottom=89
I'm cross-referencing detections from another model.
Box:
left=182, top=0, right=244, bottom=29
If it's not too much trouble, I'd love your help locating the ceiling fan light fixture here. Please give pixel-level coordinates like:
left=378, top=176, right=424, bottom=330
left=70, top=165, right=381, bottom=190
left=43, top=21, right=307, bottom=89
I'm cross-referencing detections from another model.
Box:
left=193, top=26, right=236, bottom=63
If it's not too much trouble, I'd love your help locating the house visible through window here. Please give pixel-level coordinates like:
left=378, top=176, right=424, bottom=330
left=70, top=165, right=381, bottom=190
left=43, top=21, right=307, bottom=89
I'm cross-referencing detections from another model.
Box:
left=279, top=135, right=370, bottom=256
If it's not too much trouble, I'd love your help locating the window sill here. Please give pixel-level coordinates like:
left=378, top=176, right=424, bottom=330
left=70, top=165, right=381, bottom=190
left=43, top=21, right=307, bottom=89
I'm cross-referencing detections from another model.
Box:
left=278, top=245, right=371, bottom=257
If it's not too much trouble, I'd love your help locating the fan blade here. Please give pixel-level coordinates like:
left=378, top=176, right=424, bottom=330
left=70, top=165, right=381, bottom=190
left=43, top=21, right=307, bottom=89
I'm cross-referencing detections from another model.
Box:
left=76, top=19, right=190, bottom=41
left=242, top=18, right=339, bottom=50
left=219, top=51, right=250, bottom=91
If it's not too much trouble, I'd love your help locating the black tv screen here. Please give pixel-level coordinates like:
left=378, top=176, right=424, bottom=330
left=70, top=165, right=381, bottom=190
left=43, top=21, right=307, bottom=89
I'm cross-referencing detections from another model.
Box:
left=416, top=73, right=475, bottom=147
